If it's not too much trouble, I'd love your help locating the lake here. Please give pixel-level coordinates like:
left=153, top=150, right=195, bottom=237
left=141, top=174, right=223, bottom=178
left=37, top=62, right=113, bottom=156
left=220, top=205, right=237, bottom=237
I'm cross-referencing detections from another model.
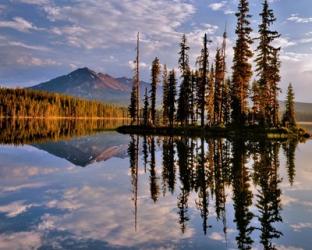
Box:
left=0, top=119, right=311, bottom=249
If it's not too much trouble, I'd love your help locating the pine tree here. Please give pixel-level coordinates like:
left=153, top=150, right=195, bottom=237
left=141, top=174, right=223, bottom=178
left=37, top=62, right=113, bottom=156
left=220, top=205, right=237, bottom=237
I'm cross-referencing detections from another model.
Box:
left=222, top=78, right=232, bottom=126
left=168, top=70, right=177, bottom=127
left=162, top=64, right=169, bottom=126
left=150, top=57, right=161, bottom=126
left=255, top=0, right=280, bottom=127
left=206, top=65, right=215, bottom=126
left=198, top=34, right=209, bottom=127
left=231, top=0, right=253, bottom=126
left=214, top=48, right=223, bottom=125
left=129, top=84, right=137, bottom=124
left=282, top=83, right=296, bottom=127
left=177, top=34, right=191, bottom=126
left=143, top=88, right=149, bottom=126
left=251, top=80, right=261, bottom=125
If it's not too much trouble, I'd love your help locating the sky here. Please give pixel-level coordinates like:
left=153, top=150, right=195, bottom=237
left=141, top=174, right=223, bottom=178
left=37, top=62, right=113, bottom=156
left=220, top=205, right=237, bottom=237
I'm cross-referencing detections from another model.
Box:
left=0, top=0, right=311, bottom=102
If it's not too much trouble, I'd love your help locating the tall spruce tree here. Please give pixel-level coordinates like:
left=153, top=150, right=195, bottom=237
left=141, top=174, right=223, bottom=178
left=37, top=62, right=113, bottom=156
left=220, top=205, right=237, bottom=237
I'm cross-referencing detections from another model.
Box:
left=214, top=48, right=223, bottom=125
left=168, top=70, right=177, bottom=127
left=150, top=57, right=161, bottom=126
left=251, top=80, right=261, bottom=125
left=162, top=64, right=169, bottom=126
left=177, top=34, right=191, bottom=126
left=143, top=88, right=149, bottom=126
left=231, top=0, right=253, bottom=126
left=207, top=65, right=215, bottom=126
left=129, top=84, right=137, bottom=124
left=255, top=0, right=280, bottom=127
left=282, top=84, right=296, bottom=127
left=222, top=78, right=232, bottom=126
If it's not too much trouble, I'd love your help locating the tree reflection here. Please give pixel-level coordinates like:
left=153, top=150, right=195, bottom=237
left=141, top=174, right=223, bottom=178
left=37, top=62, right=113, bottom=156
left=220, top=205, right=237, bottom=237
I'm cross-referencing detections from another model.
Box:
left=127, top=135, right=300, bottom=249
left=0, top=118, right=124, bottom=144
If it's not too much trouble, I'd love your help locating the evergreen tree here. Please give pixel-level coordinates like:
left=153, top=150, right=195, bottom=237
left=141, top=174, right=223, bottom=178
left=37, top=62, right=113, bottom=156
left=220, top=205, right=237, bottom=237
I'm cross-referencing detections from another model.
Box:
left=206, top=65, right=215, bottom=126
left=222, top=78, right=232, bottom=126
left=168, top=70, right=177, bottom=127
left=282, top=83, right=296, bottom=127
left=129, top=84, right=137, bottom=124
left=177, top=34, right=191, bottom=126
left=255, top=0, right=281, bottom=126
left=251, top=80, right=261, bottom=125
left=214, top=48, right=223, bottom=125
left=150, top=57, right=161, bottom=126
left=231, top=0, right=253, bottom=126
left=143, top=88, right=149, bottom=126
left=162, top=64, right=169, bottom=126
left=198, top=34, right=209, bottom=127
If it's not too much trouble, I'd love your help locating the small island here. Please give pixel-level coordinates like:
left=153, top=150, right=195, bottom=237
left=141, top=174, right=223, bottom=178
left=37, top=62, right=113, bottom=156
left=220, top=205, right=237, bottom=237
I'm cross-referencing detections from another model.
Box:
left=119, top=1, right=311, bottom=140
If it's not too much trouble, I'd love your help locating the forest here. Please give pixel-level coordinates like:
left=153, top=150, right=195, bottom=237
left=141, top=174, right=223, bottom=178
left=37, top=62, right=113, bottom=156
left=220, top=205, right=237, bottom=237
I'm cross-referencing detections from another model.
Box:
left=128, top=0, right=297, bottom=130
left=0, top=87, right=127, bottom=118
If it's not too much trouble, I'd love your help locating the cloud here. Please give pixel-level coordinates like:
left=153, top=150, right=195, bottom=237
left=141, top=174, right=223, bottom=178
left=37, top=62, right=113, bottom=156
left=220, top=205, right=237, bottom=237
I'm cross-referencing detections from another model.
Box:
left=13, top=0, right=49, bottom=5
left=0, top=201, right=36, bottom=217
left=16, top=55, right=60, bottom=66
left=0, top=17, right=41, bottom=32
left=291, top=222, right=312, bottom=232
left=42, top=0, right=195, bottom=49
left=208, top=1, right=234, bottom=15
left=8, top=41, right=50, bottom=51
left=0, top=231, right=42, bottom=250
left=288, top=14, right=312, bottom=24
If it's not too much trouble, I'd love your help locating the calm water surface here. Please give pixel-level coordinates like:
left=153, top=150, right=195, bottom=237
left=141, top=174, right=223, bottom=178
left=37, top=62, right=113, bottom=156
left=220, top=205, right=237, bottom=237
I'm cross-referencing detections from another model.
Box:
left=0, top=120, right=311, bottom=249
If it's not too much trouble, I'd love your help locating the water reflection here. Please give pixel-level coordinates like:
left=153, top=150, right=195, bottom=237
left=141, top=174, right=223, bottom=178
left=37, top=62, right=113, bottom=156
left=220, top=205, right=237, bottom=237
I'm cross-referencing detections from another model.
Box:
left=0, top=122, right=311, bottom=249
left=128, top=135, right=298, bottom=249
left=0, top=118, right=127, bottom=145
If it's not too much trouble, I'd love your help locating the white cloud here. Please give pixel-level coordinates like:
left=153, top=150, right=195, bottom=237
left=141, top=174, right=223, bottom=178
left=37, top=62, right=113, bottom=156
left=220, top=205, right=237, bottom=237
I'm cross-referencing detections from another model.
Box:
left=16, top=55, right=59, bottom=66
left=208, top=1, right=234, bottom=15
left=8, top=41, right=50, bottom=51
left=209, top=1, right=227, bottom=11
left=0, top=17, right=41, bottom=32
left=291, top=222, right=312, bottom=232
left=0, top=201, right=35, bottom=217
left=288, top=14, right=312, bottom=24
left=42, top=0, right=195, bottom=49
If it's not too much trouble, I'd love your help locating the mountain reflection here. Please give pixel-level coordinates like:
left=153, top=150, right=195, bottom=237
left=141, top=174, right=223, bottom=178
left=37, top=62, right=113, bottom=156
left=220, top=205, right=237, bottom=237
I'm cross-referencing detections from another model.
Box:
left=128, top=135, right=298, bottom=250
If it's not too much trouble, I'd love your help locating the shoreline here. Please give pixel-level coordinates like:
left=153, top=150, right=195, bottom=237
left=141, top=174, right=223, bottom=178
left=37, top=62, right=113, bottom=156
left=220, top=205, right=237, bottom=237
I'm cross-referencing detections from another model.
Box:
left=116, top=125, right=311, bottom=140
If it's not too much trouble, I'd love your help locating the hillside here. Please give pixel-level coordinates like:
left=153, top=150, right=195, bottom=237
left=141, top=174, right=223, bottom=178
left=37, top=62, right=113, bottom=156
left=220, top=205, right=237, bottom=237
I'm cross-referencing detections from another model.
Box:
left=30, top=67, right=160, bottom=106
left=279, top=101, right=312, bottom=122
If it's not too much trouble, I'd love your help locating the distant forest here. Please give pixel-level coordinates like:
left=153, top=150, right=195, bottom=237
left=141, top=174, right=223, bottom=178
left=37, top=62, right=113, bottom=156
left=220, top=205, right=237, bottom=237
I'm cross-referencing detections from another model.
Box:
left=0, top=88, right=127, bottom=118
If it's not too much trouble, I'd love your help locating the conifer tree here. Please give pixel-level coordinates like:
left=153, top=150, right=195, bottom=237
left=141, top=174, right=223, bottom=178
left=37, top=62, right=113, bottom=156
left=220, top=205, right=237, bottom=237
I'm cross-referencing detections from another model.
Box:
left=168, top=70, right=177, bottom=127
left=255, top=0, right=280, bottom=126
left=282, top=83, right=296, bottom=127
left=214, top=48, right=223, bottom=125
left=150, top=57, right=161, bottom=126
left=231, top=0, right=253, bottom=126
left=222, top=78, right=232, bottom=126
left=143, top=88, right=149, bottom=126
left=177, top=34, right=191, bottom=126
left=251, top=80, right=261, bottom=124
left=206, top=65, right=215, bottom=126
left=196, top=34, right=210, bottom=127
left=162, top=64, right=169, bottom=126
left=129, top=84, right=137, bottom=124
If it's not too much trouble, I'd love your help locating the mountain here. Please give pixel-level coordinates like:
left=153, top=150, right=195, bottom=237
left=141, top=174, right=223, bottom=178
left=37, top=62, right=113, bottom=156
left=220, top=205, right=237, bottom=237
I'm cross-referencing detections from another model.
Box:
left=29, top=67, right=158, bottom=106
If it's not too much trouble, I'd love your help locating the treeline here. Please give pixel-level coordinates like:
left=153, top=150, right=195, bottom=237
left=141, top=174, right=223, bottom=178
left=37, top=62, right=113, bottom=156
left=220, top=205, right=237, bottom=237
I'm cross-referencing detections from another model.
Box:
left=129, top=0, right=296, bottom=128
left=0, top=87, right=128, bottom=118
left=128, top=135, right=298, bottom=248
